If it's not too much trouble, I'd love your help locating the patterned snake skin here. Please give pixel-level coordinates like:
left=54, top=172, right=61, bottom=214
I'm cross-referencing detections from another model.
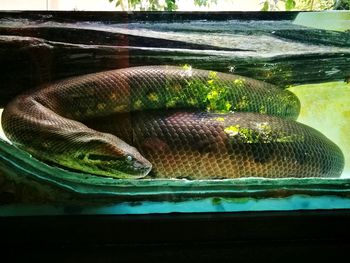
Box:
left=1, top=66, right=344, bottom=179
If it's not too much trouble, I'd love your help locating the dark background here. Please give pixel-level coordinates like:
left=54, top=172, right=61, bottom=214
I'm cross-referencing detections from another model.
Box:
left=2, top=210, right=350, bottom=262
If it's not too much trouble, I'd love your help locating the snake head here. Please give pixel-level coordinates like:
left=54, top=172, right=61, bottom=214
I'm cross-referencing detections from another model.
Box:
left=61, top=132, right=152, bottom=179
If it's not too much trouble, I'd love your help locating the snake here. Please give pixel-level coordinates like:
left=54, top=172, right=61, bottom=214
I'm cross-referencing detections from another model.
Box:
left=1, top=65, right=344, bottom=179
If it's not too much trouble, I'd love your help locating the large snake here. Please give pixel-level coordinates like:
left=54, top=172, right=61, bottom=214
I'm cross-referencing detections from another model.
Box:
left=1, top=66, right=344, bottom=179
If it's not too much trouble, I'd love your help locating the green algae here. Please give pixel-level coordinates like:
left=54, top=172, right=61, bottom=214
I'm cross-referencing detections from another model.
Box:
left=224, top=125, right=240, bottom=137
left=224, top=122, right=305, bottom=144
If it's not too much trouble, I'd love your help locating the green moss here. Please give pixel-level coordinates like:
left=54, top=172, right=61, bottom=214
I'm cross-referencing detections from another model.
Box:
left=255, top=123, right=273, bottom=142
left=215, top=117, right=225, bottom=122
left=147, top=92, right=159, bottom=102
left=224, top=102, right=232, bottom=111
left=224, top=122, right=304, bottom=144
left=234, top=96, right=250, bottom=111
left=276, top=134, right=304, bottom=143
left=208, top=71, right=218, bottom=80
left=257, top=123, right=271, bottom=132
left=207, top=90, right=219, bottom=101
left=165, top=68, right=243, bottom=112
left=224, top=125, right=259, bottom=143
left=259, top=105, right=267, bottom=114
left=165, top=99, right=177, bottom=108
left=238, top=127, right=258, bottom=143
left=233, top=78, right=246, bottom=87
left=182, top=64, right=192, bottom=70
left=134, top=99, right=143, bottom=110
left=186, top=98, right=197, bottom=106
left=163, top=67, right=257, bottom=113
left=224, top=125, right=240, bottom=137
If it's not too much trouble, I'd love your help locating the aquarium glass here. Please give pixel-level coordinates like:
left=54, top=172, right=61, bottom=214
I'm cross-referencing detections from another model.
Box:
left=0, top=8, right=350, bottom=216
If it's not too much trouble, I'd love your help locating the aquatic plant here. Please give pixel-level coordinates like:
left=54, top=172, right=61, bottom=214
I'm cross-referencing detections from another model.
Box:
left=108, top=0, right=347, bottom=11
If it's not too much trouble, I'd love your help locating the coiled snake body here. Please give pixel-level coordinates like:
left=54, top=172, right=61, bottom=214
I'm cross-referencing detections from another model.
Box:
left=1, top=66, right=344, bottom=179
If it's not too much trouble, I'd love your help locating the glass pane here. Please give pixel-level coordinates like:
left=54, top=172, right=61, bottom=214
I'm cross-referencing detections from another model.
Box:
left=0, top=6, right=349, bottom=215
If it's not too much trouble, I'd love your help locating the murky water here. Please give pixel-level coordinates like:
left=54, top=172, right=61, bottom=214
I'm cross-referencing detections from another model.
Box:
left=289, top=81, right=350, bottom=178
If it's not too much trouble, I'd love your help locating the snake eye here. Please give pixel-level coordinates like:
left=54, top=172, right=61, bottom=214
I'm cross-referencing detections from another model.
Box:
left=126, top=155, right=133, bottom=162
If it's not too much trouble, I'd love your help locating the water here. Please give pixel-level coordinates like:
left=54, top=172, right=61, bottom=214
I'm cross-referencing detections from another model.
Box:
left=0, top=12, right=349, bottom=215
left=289, top=81, right=350, bottom=178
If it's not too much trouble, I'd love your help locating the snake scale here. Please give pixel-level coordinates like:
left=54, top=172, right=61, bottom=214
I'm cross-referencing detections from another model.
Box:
left=1, top=66, right=344, bottom=179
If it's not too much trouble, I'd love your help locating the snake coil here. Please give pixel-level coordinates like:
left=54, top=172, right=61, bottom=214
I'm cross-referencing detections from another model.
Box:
left=1, top=66, right=344, bottom=179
